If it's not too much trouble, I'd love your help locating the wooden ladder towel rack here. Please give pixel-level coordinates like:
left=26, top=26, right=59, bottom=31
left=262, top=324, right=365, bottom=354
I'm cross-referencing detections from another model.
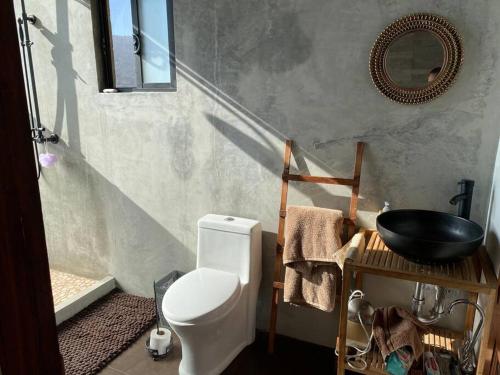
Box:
left=267, top=139, right=365, bottom=353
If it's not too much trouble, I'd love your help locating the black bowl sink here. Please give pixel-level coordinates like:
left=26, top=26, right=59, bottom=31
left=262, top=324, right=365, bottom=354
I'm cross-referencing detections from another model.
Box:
left=376, top=209, right=484, bottom=264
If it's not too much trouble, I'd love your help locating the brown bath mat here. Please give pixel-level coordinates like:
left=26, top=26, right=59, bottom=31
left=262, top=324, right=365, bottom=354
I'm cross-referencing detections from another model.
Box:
left=57, top=289, right=156, bottom=375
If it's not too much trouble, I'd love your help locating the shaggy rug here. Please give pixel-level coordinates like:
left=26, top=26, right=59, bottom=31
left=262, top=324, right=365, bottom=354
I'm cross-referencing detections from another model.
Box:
left=57, top=290, right=156, bottom=375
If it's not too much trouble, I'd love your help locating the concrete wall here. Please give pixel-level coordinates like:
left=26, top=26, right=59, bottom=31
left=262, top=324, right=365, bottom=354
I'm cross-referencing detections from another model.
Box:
left=473, top=137, right=500, bottom=360
left=486, top=139, right=500, bottom=275
left=17, top=0, right=500, bottom=346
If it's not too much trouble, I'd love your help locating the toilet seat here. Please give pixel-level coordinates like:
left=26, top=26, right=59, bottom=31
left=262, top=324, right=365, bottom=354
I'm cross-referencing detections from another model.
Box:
left=162, top=267, right=241, bottom=324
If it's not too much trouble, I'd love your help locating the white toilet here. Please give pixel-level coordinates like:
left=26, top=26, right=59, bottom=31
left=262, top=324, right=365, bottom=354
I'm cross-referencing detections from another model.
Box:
left=162, top=214, right=262, bottom=375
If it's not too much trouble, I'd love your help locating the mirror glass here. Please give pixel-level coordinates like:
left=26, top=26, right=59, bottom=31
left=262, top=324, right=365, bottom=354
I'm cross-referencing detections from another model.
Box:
left=385, top=31, right=445, bottom=89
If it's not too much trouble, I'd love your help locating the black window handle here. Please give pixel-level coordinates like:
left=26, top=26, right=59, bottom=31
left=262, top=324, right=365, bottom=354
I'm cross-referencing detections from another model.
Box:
left=133, top=33, right=141, bottom=55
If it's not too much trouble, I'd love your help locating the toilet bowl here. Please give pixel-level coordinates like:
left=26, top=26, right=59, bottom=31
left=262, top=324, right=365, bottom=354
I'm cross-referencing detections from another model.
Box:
left=162, top=214, right=261, bottom=375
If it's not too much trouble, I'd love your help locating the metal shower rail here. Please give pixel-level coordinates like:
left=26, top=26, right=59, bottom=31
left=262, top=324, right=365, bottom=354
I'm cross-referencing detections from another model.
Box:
left=17, top=0, right=59, bottom=178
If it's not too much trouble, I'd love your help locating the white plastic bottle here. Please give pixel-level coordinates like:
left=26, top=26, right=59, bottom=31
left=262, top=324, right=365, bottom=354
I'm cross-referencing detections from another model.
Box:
left=382, top=201, right=390, bottom=213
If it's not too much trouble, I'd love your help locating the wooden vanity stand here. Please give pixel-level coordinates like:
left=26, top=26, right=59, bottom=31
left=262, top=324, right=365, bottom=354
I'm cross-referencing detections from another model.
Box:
left=337, top=230, right=498, bottom=374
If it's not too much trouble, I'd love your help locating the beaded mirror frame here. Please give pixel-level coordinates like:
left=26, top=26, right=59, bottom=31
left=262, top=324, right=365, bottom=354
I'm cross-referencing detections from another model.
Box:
left=369, top=13, right=463, bottom=104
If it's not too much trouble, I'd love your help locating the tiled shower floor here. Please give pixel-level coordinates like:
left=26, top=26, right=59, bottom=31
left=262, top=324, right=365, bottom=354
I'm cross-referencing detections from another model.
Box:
left=50, top=269, right=98, bottom=306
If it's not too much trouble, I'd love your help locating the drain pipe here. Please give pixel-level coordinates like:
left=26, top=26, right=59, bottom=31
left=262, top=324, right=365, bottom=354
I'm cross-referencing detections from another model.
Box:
left=411, top=282, right=426, bottom=316
left=447, top=299, right=484, bottom=374
left=412, top=287, right=484, bottom=373
left=412, top=282, right=447, bottom=325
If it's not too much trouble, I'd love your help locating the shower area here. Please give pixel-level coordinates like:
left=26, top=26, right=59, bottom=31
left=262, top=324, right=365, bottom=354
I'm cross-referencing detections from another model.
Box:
left=13, top=0, right=190, bottom=332
left=16, top=0, right=115, bottom=324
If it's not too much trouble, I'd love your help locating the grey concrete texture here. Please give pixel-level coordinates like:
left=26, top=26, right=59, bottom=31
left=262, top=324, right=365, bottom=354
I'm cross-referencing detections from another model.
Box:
left=486, top=140, right=500, bottom=275
left=15, top=0, right=500, bottom=346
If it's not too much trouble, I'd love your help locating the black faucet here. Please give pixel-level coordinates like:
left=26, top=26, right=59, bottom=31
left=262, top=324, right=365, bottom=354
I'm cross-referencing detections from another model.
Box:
left=449, top=179, right=474, bottom=219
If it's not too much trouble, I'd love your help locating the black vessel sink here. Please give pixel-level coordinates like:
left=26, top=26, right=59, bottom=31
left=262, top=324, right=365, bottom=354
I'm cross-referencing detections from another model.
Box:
left=376, top=209, right=484, bottom=264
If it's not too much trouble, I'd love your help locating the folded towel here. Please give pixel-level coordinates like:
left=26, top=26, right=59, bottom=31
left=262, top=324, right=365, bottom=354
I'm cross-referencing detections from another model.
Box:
left=283, top=205, right=343, bottom=312
left=372, top=306, right=429, bottom=361
left=333, top=231, right=366, bottom=271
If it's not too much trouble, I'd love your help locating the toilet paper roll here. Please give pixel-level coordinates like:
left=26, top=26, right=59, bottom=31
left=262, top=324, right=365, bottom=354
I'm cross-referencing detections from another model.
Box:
left=149, top=328, right=171, bottom=355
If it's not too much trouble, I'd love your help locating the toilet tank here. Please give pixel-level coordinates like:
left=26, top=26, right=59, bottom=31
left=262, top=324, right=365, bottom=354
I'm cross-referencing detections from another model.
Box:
left=197, top=214, right=261, bottom=285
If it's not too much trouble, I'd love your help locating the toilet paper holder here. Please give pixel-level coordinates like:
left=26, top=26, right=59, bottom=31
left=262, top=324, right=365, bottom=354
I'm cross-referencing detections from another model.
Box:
left=145, top=334, right=173, bottom=361
left=146, top=280, right=174, bottom=360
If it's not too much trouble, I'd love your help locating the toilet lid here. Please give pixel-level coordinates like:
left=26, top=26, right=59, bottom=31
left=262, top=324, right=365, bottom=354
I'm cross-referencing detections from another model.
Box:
left=162, top=268, right=240, bottom=324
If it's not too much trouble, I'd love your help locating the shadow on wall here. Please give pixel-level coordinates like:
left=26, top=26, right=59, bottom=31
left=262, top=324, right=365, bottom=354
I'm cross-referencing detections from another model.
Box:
left=173, top=0, right=496, bottom=219
left=175, top=12, right=362, bottom=213
left=204, top=113, right=355, bottom=212
left=32, top=0, right=84, bottom=153
left=174, top=18, right=373, bottom=213
left=32, top=0, right=195, bottom=290
left=39, top=140, right=109, bottom=279
left=31, top=0, right=195, bottom=293
left=44, top=139, right=195, bottom=296
left=172, top=0, right=359, bottom=186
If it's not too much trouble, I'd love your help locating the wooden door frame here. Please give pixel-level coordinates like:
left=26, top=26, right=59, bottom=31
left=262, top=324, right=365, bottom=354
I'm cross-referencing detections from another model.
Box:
left=0, top=1, right=64, bottom=374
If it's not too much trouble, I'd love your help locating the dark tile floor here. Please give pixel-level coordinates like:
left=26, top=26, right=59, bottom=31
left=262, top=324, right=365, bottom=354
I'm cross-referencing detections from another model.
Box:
left=224, top=331, right=336, bottom=374
left=100, top=327, right=336, bottom=374
left=99, top=328, right=181, bottom=375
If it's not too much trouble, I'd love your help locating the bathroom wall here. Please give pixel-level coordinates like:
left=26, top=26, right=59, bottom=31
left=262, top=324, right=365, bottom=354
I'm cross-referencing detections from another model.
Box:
left=486, top=139, right=500, bottom=275
left=473, top=137, right=500, bottom=359
left=17, top=0, right=500, bottom=346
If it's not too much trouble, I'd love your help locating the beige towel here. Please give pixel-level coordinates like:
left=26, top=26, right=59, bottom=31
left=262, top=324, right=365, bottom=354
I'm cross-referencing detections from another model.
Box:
left=372, top=306, right=429, bottom=360
left=283, top=206, right=343, bottom=312
left=333, top=232, right=366, bottom=271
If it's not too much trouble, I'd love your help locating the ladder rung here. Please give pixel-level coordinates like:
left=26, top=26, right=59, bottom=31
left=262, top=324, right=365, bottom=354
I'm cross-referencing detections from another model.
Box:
left=277, top=213, right=355, bottom=228
left=284, top=174, right=355, bottom=186
left=274, top=281, right=342, bottom=299
left=343, top=218, right=355, bottom=226
left=273, top=281, right=284, bottom=289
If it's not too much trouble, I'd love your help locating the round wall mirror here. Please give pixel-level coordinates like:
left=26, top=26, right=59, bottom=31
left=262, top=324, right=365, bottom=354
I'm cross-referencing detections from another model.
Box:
left=370, top=14, right=463, bottom=104
left=385, top=31, right=445, bottom=89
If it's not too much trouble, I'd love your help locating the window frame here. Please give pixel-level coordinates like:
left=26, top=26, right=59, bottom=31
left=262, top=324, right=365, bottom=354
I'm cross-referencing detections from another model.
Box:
left=99, top=0, right=177, bottom=92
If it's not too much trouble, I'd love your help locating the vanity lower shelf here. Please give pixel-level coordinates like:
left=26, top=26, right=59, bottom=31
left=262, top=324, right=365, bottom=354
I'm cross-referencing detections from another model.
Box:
left=338, top=328, right=462, bottom=375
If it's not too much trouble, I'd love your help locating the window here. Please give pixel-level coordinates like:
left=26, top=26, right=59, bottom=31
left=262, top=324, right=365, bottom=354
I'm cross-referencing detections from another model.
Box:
left=99, top=0, right=176, bottom=91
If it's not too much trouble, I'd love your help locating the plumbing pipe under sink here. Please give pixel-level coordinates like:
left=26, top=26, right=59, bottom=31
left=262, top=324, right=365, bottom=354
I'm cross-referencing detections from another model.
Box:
left=411, top=282, right=447, bottom=325
left=411, top=282, right=484, bottom=374
left=449, top=299, right=484, bottom=374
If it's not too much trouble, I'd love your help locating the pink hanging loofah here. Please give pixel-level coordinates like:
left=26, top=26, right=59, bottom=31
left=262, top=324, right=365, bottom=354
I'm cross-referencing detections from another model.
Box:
left=39, top=152, right=58, bottom=168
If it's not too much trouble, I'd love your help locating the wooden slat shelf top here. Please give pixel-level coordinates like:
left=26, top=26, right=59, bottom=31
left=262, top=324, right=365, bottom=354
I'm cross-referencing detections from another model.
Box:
left=349, top=231, right=497, bottom=293
left=341, top=328, right=462, bottom=375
